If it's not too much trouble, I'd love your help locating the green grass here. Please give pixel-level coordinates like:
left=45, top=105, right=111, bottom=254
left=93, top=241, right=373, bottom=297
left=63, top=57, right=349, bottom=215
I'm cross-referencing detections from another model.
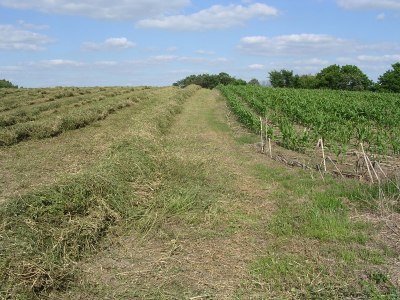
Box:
left=206, top=107, right=231, bottom=133
left=245, top=163, right=399, bottom=298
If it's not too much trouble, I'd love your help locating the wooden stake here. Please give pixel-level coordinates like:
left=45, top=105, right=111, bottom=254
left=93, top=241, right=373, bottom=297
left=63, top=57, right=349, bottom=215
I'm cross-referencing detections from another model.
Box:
left=327, top=156, right=344, bottom=179
left=265, top=117, right=268, bottom=155
left=260, top=117, right=264, bottom=153
left=360, top=143, right=373, bottom=184
left=268, top=138, right=272, bottom=158
left=320, top=138, right=327, bottom=172
left=375, top=161, right=387, bottom=178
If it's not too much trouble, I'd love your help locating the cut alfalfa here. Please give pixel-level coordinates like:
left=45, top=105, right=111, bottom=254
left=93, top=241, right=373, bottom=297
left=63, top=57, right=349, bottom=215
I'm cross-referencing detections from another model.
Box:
left=0, top=173, right=129, bottom=297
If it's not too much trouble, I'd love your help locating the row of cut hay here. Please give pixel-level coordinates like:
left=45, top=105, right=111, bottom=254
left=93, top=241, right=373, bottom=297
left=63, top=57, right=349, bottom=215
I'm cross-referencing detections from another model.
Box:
left=0, top=85, right=200, bottom=298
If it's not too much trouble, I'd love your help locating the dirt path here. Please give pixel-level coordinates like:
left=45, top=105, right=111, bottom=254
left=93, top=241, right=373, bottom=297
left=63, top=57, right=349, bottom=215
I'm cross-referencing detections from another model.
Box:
left=52, top=88, right=283, bottom=299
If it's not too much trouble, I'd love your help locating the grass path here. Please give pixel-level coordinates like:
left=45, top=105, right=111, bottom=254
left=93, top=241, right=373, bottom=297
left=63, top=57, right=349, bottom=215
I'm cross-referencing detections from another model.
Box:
left=51, top=88, right=282, bottom=299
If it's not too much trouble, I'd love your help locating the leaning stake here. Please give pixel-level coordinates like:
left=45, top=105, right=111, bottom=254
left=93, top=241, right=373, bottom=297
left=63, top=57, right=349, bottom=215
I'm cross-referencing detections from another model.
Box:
left=320, top=138, right=327, bottom=172
left=360, top=143, right=374, bottom=184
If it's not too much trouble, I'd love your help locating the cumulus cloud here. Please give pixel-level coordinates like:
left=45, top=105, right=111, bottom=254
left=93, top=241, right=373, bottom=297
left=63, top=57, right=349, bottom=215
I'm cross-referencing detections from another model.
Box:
left=196, top=50, right=215, bottom=55
left=82, top=37, right=136, bottom=51
left=17, top=20, right=49, bottom=30
left=337, top=0, right=400, bottom=10
left=150, top=55, right=178, bottom=62
left=7, top=54, right=230, bottom=87
left=239, top=34, right=353, bottom=56
left=179, top=56, right=228, bottom=64
left=0, top=24, right=53, bottom=51
left=34, top=59, right=84, bottom=67
left=136, top=3, right=278, bottom=30
left=248, top=64, right=265, bottom=70
left=376, top=12, right=386, bottom=20
left=293, top=58, right=330, bottom=65
left=239, top=33, right=400, bottom=77
left=0, top=0, right=190, bottom=20
left=356, top=54, right=400, bottom=62
left=143, top=55, right=228, bottom=65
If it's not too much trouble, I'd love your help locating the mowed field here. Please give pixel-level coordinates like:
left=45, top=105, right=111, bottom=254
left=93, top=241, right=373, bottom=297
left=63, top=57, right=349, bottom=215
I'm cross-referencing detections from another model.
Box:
left=0, top=85, right=399, bottom=299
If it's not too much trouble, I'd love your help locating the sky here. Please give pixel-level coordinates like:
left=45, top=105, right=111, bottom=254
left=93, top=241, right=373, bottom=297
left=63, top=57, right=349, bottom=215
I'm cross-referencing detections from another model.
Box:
left=0, top=0, right=400, bottom=87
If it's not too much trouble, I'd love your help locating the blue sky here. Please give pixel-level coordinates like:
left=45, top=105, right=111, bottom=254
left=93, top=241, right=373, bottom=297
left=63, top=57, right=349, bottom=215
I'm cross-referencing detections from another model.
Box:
left=1, top=0, right=399, bottom=87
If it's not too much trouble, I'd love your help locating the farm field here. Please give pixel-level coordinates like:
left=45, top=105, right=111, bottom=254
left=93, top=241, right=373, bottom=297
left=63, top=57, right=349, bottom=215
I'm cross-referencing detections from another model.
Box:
left=219, top=85, right=400, bottom=181
left=0, top=86, right=399, bottom=299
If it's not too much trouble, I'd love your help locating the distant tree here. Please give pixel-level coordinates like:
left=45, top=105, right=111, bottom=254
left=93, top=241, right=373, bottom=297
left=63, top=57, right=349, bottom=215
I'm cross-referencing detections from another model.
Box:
left=173, top=72, right=246, bottom=89
left=233, top=79, right=247, bottom=86
left=217, top=72, right=233, bottom=85
left=316, top=64, right=372, bottom=91
left=378, top=62, right=400, bottom=93
left=269, top=69, right=298, bottom=88
left=268, top=70, right=284, bottom=87
left=297, top=74, right=318, bottom=89
left=0, top=79, right=18, bottom=88
left=248, top=78, right=261, bottom=86
left=316, top=65, right=342, bottom=89
left=338, top=65, right=373, bottom=91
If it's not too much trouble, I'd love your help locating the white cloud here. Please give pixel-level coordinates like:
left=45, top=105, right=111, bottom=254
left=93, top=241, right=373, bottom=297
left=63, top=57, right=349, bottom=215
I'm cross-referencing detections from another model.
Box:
left=337, top=0, right=400, bottom=10
left=240, top=34, right=400, bottom=79
left=354, top=42, right=400, bottom=52
left=136, top=3, right=278, bottom=30
left=376, top=12, right=386, bottom=20
left=293, top=58, right=330, bottom=65
left=0, top=24, right=53, bottom=51
left=17, top=20, right=49, bottom=30
left=356, top=54, right=400, bottom=62
left=150, top=55, right=178, bottom=62
left=3, top=53, right=232, bottom=87
left=0, top=0, right=190, bottom=20
left=82, top=37, right=136, bottom=51
left=196, top=50, right=215, bottom=55
left=239, top=34, right=353, bottom=56
left=248, top=64, right=265, bottom=70
left=166, top=46, right=178, bottom=52
left=35, top=59, right=84, bottom=67
left=140, top=55, right=228, bottom=66
left=178, top=56, right=228, bottom=64
left=94, top=61, right=119, bottom=66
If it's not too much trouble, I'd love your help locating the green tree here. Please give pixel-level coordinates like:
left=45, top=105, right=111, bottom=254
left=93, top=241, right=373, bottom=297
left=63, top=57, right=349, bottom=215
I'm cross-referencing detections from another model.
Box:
left=297, top=74, right=318, bottom=89
left=173, top=73, right=246, bottom=89
left=339, top=65, right=372, bottom=91
left=269, top=69, right=298, bottom=88
left=316, top=65, right=372, bottom=91
left=248, top=78, right=260, bottom=86
left=316, top=64, right=342, bottom=89
left=378, top=62, right=400, bottom=93
left=0, top=79, right=18, bottom=88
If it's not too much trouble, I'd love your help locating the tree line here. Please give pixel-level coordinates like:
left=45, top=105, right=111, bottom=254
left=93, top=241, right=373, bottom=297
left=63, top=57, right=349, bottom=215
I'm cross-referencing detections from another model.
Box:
left=0, top=79, right=18, bottom=89
left=269, top=62, right=400, bottom=93
left=173, top=72, right=247, bottom=89
left=173, top=62, right=399, bottom=93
